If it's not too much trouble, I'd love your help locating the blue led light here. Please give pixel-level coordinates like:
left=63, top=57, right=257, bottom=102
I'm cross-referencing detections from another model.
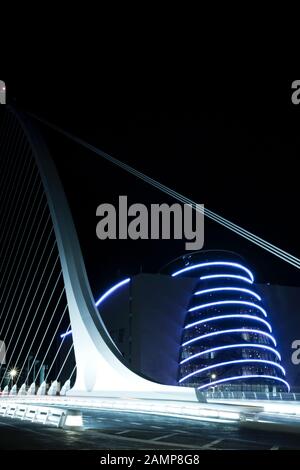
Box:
left=188, top=300, right=267, bottom=318
left=197, top=375, right=290, bottom=392
left=185, top=314, right=272, bottom=332
left=200, top=274, right=253, bottom=284
left=194, top=287, right=261, bottom=301
left=182, top=328, right=277, bottom=347
left=60, top=330, right=72, bottom=339
left=60, top=278, right=130, bottom=339
left=180, top=343, right=281, bottom=364
left=172, top=261, right=254, bottom=282
left=178, top=260, right=286, bottom=391
left=95, top=278, right=130, bottom=307
left=179, top=359, right=286, bottom=383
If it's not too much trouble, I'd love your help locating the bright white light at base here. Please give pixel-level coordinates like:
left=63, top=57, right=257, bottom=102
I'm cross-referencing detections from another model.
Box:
left=9, top=369, right=17, bottom=378
left=65, top=414, right=83, bottom=427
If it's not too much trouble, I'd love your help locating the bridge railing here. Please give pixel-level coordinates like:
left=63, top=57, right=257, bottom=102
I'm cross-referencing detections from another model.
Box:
left=0, top=401, right=67, bottom=427
left=202, top=390, right=300, bottom=401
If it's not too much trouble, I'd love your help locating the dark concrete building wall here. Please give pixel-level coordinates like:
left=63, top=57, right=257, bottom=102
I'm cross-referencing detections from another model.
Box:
left=97, top=283, right=131, bottom=361
left=257, top=284, right=300, bottom=392
left=131, top=274, right=198, bottom=385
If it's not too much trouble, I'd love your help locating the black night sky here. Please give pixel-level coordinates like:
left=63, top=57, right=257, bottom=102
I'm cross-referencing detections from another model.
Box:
left=3, top=76, right=300, bottom=294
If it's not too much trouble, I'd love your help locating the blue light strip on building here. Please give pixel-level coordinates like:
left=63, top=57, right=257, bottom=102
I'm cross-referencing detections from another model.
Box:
left=177, top=258, right=285, bottom=391
left=180, top=343, right=281, bottom=364
left=197, top=375, right=290, bottom=392
left=182, top=328, right=277, bottom=347
left=194, top=287, right=261, bottom=301
left=60, top=278, right=130, bottom=339
left=185, top=314, right=272, bottom=332
left=95, top=278, right=130, bottom=307
left=188, top=300, right=267, bottom=317
left=200, top=274, right=253, bottom=284
left=179, top=359, right=286, bottom=383
left=172, top=261, right=254, bottom=282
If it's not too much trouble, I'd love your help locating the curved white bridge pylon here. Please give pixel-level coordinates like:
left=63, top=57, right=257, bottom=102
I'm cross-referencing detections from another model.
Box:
left=12, top=108, right=197, bottom=402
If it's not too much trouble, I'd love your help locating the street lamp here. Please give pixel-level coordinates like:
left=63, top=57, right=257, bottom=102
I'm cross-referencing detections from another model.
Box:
left=9, top=368, right=18, bottom=387
left=210, top=373, right=217, bottom=394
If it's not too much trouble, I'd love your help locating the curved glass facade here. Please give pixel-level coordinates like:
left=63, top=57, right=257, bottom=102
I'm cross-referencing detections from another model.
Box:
left=166, top=251, right=289, bottom=392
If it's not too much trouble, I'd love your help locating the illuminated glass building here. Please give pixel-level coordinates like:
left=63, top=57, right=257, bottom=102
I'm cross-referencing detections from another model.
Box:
left=59, top=250, right=293, bottom=393
left=165, top=251, right=289, bottom=392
